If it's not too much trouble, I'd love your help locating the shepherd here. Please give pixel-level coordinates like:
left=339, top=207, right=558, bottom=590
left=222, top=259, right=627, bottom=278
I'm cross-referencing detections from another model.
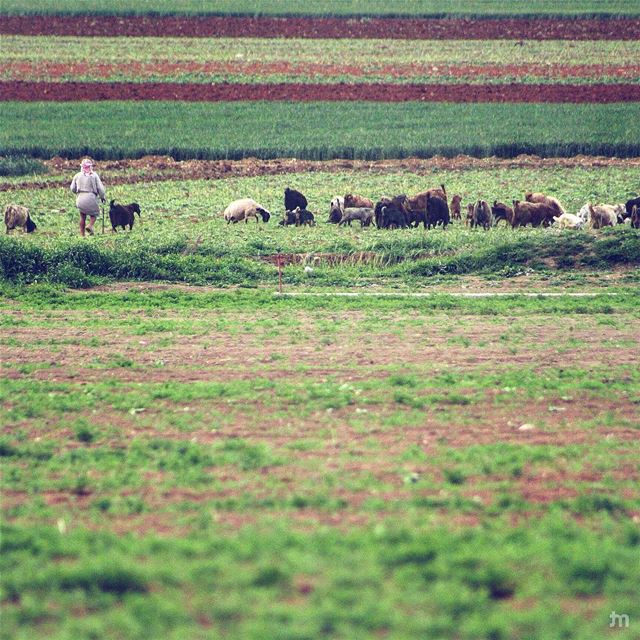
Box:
left=70, top=158, right=106, bottom=237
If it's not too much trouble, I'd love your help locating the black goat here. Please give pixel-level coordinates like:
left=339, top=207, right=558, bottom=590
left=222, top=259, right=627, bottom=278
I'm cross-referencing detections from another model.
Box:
left=425, top=194, right=450, bottom=229
left=109, top=200, right=141, bottom=232
left=279, top=207, right=315, bottom=226
left=379, top=205, right=408, bottom=229
left=284, top=187, right=308, bottom=212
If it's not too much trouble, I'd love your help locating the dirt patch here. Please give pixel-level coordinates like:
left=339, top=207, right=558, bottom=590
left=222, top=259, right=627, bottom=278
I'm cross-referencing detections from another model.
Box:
left=1, top=15, right=638, bottom=40
left=2, top=80, right=638, bottom=103
left=5, top=61, right=639, bottom=82
left=3, top=154, right=639, bottom=193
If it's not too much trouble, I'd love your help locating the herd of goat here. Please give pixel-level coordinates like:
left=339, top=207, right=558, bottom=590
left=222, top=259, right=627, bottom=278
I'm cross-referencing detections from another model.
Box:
left=223, top=186, right=640, bottom=231
left=4, top=185, right=640, bottom=235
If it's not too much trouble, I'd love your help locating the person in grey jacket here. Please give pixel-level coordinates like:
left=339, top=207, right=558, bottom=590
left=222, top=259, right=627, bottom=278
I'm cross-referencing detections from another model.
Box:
left=70, top=158, right=106, bottom=236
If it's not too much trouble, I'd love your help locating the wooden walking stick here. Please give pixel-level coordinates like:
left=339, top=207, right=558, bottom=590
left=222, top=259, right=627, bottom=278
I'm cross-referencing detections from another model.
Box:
left=101, top=202, right=105, bottom=234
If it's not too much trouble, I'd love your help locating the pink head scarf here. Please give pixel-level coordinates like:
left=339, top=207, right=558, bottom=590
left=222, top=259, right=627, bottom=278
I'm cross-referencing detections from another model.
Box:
left=81, top=158, right=94, bottom=176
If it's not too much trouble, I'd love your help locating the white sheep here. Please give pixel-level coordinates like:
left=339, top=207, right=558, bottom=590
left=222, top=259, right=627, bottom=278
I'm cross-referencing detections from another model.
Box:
left=223, top=198, right=271, bottom=224
left=553, top=213, right=584, bottom=229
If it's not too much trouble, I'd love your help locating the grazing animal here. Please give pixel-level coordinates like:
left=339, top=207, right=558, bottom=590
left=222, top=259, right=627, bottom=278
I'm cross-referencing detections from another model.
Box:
left=525, top=192, right=565, bottom=223
left=375, top=196, right=411, bottom=229
left=465, top=203, right=475, bottom=226
left=472, top=200, right=493, bottom=230
left=491, top=201, right=514, bottom=226
left=284, top=187, right=308, bottom=212
left=344, top=193, right=374, bottom=209
left=279, top=207, right=315, bottom=226
left=588, top=204, right=618, bottom=229
left=625, top=196, right=640, bottom=219
left=425, top=194, right=450, bottom=229
left=407, top=184, right=447, bottom=217
left=4, top=204, right=36, bottom=234
left=108, top=199, right=141, bottom=232
left=450, top=194, right=462, bottom=220
left=223, top=198, right=271, bottom=224
left=511, top=200, right=553, bottom=228
left=327, top=196, right=345, bottom=224
left=338, top=207, right=375, bottom=227
left=631, top=205, right=640, bottom=229
left=379, top=205, right=408, bottom=229
left=553, top=213, right=584, bottom=229
left=577, top=203, right=591, bottom=224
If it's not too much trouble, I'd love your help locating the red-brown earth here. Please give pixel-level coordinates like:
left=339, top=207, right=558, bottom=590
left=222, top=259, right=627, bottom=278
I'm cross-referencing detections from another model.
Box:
left=3, top=61, right=639, bottom=82
left=3, top=154, right=639, bottom=192
left=1, top=15, right=638, bottom=40
left=2, top=80, right=638, bottom=102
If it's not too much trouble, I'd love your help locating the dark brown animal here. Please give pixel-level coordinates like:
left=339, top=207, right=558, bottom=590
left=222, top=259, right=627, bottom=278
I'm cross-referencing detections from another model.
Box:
left=491, top=201, right=514, bottom=226
left=631, top=205, right=640, bottom=229
left=525, top=192, right=565, bottom=221
left=109, top=200, right=141, bottom=232
left=425, top=194, right=450, bottom=229
left=465, top=203, right=474, bottom=227
left=450, top=194, right=462, bottom=220
left=625, top=196, right=640, bottom=219
left=511, top=200, right=554, bottom=228
left=344, top=193, right=374, bottom=209
left=284, top=187, right=308, bottom=212
left=407, top=184, right=447, bottom=216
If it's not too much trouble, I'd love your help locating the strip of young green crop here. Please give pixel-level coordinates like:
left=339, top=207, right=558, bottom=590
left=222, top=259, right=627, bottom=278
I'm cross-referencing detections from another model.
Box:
left=3, top=36, right=638, bottom=85
left=2, top=102, right=640, bottom=161
left=2, top=0, right=639, bottom=17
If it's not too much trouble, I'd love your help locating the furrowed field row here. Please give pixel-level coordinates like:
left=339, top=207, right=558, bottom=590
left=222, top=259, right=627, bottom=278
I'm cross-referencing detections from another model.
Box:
left=2, top=102, right=640, bottom=161
left=3, top=36, right=637, bottom=69
left=2, top=15, right=639, bottom=41
left=4, top=64, right=637, bottom=86
left=4, top=82, right=638, bottom=103
left=2, top=0, right=640, bottom=17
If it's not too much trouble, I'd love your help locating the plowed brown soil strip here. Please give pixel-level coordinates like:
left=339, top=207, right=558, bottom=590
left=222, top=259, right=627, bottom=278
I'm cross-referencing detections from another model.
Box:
left=3, top=80, right=639, bottom=102
left=1, top=15, right=638, bottom=40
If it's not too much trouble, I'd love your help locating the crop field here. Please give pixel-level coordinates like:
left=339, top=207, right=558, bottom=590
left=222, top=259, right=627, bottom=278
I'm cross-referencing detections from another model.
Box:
left=2, top=0, right=640, bottom=18
left=1, top=2, right=640, bottom=640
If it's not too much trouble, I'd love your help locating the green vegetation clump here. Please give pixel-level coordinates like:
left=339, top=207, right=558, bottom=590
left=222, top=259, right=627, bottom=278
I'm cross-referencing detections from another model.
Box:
left=0, top=155, right=47, bottom=177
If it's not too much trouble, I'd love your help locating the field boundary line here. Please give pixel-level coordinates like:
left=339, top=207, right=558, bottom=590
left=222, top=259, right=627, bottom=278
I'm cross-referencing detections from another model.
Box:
left=274, top=292, right=620, bottom=298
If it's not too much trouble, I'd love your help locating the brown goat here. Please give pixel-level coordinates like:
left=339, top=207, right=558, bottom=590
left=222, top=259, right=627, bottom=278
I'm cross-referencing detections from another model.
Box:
left=344, top=193, right=374, bottom=209
left=450, top=194, right=462, bottom=220
left=407, top=184, right=447, bottom=215
left=512, top=200, right=555, bottom=228
left=525, top=192, right=565, bottom=218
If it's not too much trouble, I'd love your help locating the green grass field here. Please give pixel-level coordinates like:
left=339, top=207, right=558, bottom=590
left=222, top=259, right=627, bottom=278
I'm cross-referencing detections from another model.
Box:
left=2, top=0, right=639, bottom=17
left=2, top=165, right=639, bottom=287
left=2, top=3, right=639, bottom=637
left=2, top=285, right=639, bottom=639
left=2, top=102, right=640, bottom=161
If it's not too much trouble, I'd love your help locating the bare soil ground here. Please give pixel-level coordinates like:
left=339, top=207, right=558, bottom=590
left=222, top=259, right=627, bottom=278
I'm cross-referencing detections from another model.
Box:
left=2, top=80, right=638, bottom=102
left=3, top=155, right=639, bottom=192
left=1, top=15, right=638, bottom=40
